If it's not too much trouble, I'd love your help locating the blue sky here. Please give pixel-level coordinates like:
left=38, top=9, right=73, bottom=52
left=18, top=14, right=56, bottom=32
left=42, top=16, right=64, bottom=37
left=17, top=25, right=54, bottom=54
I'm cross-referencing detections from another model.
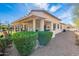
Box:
left=0, top=3, right=75, bottom=25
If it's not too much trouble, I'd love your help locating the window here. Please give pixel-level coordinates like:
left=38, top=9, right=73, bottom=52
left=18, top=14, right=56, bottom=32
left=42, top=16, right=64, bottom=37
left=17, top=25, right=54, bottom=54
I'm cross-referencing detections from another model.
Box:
left=44, top=25, right=50, bottom=31
left=53, top=24, right=56, bottom=30
left=57, top=24, right=59, bottom=29
left=24, top=25, right=27, bottom=31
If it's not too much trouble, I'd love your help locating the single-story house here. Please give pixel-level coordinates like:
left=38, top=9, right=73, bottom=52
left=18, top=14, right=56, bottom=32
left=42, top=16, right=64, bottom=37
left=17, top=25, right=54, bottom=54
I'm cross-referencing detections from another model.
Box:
left=60, top=23, right=68, bottom=31
left=67, top=24, right=78, bottom=31
left=12, top=10, right=64, bottom=35
left=60, top=23, right=77, bottom=32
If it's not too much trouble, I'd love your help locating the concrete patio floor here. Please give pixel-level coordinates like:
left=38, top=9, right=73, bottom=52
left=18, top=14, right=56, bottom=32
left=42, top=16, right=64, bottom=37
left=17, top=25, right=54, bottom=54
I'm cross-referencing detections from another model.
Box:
left=31, top=31, right=79, bottom=56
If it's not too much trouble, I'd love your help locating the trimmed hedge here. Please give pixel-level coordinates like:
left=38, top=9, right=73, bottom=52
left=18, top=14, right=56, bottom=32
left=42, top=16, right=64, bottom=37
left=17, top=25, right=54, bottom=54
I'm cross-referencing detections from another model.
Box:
left=12, top=31, right=38, bottom=56
left=38, top=31, right=53, bottom=46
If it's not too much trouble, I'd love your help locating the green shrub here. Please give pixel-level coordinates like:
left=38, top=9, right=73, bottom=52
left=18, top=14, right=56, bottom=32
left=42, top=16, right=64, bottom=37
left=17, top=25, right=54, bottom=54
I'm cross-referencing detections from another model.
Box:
left=0, top=35, right=12, bottom=49
left=12, top=31, right=38, bottom=56
left=0, top=35, right=4, bottom=38
left=0, top=38, right=7, bottom=49
left=38, top=31, right=53, bottom=46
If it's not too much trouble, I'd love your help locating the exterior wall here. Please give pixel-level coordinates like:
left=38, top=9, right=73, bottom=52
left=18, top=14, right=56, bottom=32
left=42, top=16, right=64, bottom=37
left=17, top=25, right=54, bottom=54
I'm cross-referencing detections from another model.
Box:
left=29, top=11, right=60, bottom=22
left=54, top=23, right=62, bottom=34
left=61, top=24, right=67, bottom=30
left=29, top=11, right=61, bottom=34
left=60, top=23, right=72, bottom=32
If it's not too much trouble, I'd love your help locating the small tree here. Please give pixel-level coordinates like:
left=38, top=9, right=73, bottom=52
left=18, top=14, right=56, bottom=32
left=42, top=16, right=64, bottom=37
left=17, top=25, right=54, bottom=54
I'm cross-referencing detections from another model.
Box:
left=73, top=5, right=79, bottom=28
left=74, top=19, right=79, bottom=27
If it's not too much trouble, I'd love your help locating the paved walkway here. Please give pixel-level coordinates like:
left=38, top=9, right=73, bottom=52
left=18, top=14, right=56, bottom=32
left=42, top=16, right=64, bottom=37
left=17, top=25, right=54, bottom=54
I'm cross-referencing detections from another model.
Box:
left=31, top=31, right=79, bottom=56
left=5, top=43, right=20, bottom=56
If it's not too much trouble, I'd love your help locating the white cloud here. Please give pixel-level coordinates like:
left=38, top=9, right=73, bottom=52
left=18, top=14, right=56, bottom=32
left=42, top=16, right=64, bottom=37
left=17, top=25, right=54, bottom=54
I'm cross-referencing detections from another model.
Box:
left=57, top=6, right=75, bottom=25
left=59, top=12, right=71, bottom=19
left=58, top=6, right=74, bottom=19
left=59, top=12, right=73, bottom=24
left=34, top=3, right=49, bottom=10
left=49, top=5, right=61, bottom=12
left=5, top=5, right=13, bottom=9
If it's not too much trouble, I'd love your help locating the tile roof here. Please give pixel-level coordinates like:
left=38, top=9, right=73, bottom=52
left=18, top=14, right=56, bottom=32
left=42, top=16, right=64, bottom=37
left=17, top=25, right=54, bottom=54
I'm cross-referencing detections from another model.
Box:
left=31, top=10, right=61, bottom=21
left=12, top=10, right=61, bottom=24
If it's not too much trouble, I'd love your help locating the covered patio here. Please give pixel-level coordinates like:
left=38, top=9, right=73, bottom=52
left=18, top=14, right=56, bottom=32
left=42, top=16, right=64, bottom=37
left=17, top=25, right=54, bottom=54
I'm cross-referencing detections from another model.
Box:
left=12, top=15, right=53, bottom=32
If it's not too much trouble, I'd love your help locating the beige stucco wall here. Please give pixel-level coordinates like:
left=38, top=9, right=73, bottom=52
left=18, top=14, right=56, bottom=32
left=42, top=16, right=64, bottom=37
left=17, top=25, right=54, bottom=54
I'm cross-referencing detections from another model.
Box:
left=61, top=23, right=68, bottom=31
left=29, top=11, right=61, bottom=34
left=29, top=11, right=60, bottom=23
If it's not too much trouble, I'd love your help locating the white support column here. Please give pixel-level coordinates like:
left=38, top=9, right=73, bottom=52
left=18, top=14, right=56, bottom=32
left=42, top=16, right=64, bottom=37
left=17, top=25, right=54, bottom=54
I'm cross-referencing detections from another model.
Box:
left=18, top=25, right=20, bottom=32
left=50, top=22, right=53, bottom=32
left=13, top=25, right=16, bottom=32
left=27, top=26, right=29, bottom=31
left=22, top=24, right=25, bottom=31
left=27, top=23, right=29, bottom=31
left=60, top=24, right=61, bottom=30
left=40, top=20, right=44, bottom=31
left=19, top=25, right=22, bottom=32
left=56, top=24, right=58, bottom=30
left=50, top=22, right=56, bottom=38
left=33, top=19, right=36, bottom=32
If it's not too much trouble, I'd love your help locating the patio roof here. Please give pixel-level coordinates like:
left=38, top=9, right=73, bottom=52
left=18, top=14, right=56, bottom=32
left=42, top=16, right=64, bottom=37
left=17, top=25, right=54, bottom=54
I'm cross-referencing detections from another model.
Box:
left=12, top=15, right=46, bottom=24
left=12, top=10, right=61, bottom=25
